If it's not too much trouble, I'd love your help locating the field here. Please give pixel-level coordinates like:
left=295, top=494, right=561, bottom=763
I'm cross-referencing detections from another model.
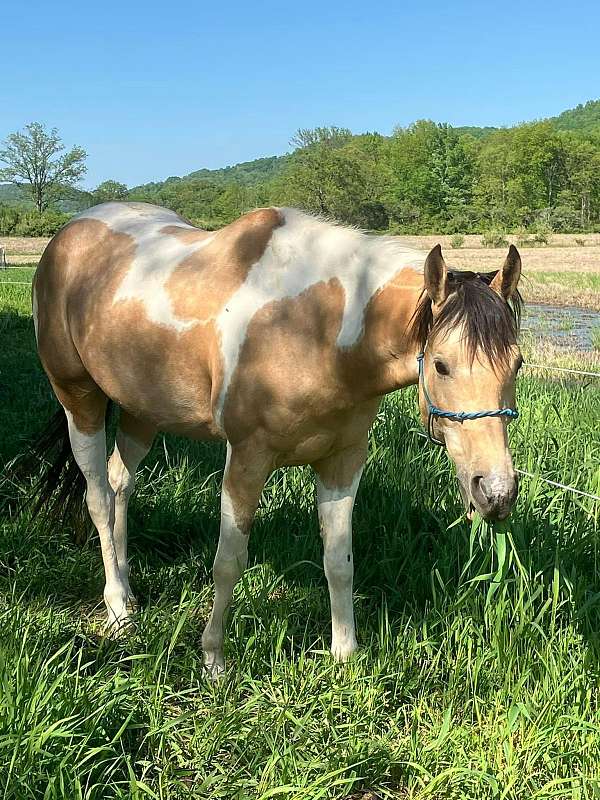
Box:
left=2, top=232, right=600, bottom=310
left=0, top=269, right=599, bottom=798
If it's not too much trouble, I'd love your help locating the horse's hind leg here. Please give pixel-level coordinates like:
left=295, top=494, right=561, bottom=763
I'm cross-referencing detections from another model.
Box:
left=107, top=411, right=156, bottom=609
left=55, top=382, right=128, bottom=630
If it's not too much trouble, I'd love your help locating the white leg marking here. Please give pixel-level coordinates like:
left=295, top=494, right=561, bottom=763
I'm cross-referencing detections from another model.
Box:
left=317, top=468, right=363, bottom=661
left=202, top=445, right=250, bottom=678
left=64, top=409, right=129, bottom=630
left=107, top=432, right=151, bottom=602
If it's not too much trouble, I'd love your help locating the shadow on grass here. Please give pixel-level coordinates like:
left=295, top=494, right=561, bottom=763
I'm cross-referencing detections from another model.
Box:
left=2, top=307, right=600, bottom=665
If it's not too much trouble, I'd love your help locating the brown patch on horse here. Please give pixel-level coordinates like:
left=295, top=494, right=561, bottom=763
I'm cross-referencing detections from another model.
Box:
left=166, top=207, right=284, bottom=321
left=222, top=278, right=379, bottom=467
left=35, top=219, right=138, bottom=433
left=35, top=210, right=284, bottom=440
left=159, top=225, right=214, bottom=245
left=348, top=267, right=424, bottom=394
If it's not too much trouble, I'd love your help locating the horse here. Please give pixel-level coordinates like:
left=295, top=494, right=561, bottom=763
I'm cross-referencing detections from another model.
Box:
left=31, top=202, right=523, bottom=675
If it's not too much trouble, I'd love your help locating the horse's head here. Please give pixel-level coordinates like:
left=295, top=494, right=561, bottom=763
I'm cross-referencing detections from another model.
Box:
left=412, top=244, right=523, bottom=521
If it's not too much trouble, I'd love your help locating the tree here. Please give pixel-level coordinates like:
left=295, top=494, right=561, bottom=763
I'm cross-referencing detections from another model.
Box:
left=92, top=180, right=128, bottom=204
left=282, top=127, right=369, bottom=225
left=0, top=122, right=87, bottom=213
left=386, top=121, right=474, bottom=231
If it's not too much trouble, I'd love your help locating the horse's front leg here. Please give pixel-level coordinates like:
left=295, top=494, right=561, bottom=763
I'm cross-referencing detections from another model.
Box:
left=313, top=439, right=367, bottom=661
left=202, top=442, right=271, bottom=678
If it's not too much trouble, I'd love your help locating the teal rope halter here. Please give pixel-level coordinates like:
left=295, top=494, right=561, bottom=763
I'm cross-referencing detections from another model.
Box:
left=416, top=352, right=519, bottom=446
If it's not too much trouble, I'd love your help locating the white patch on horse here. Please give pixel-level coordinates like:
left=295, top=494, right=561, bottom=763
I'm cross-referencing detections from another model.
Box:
left=216, top=207, right=424, bottom=423
left=202, top=443, right=249, bottom=677
left=75, top=202, right=214, bottom=332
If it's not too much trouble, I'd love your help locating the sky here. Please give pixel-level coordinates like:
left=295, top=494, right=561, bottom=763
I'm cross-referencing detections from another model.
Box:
left=2, top=0, right=600, bottom=189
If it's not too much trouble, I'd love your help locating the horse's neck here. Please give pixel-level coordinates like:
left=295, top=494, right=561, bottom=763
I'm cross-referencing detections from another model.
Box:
left=347, top=265, right=424, bottom=396
left=274, top=211, right=425, bottom=397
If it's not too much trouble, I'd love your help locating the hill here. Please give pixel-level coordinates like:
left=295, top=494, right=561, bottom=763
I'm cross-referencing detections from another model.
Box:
left=129, top=98, right=600, bottom=198
left=129, top=154, right=290, bottom=196
left=550, top=99, right=600, bottom=134
left=0, top=182, right=91, bottom=212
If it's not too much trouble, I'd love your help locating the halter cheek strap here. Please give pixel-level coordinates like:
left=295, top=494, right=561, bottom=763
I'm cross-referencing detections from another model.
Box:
left=416, top=353, right=519, bottom=446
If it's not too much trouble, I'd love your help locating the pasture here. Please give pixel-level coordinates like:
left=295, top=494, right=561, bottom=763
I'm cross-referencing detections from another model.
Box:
left=0, top=270, right=599, bottom=799
left=2, top=232, right=600, bottom=311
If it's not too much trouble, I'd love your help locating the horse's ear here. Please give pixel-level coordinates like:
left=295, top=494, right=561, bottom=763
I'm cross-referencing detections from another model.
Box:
left=424, top=244, right=449, bottom=306
left=491, top=245, right=521, bottom=300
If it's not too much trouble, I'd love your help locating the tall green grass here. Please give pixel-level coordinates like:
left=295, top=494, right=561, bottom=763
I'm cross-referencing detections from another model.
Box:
left=0, top=287, right=599, bottom=799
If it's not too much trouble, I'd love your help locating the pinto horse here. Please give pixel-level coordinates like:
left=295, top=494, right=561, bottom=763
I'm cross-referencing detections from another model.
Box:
left=32, top=202, right=522, bottom=673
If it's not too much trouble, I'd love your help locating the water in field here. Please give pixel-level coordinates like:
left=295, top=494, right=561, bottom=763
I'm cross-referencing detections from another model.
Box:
left=522, top=303, right=599, bottom=350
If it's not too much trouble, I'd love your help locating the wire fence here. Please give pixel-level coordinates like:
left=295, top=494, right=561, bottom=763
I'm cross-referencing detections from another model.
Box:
left=407, top=425, right=599, bottom=502
left=523, top=363, right=600, bottom=378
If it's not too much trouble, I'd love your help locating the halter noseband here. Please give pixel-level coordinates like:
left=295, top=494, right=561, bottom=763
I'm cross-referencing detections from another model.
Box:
left=416, top=352, right=519, bottom=447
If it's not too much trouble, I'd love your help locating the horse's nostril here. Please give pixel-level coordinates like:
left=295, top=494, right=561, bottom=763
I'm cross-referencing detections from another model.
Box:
left=470, top=472, right=519, bottom=519
left=470, top=474, right=488, bottom=503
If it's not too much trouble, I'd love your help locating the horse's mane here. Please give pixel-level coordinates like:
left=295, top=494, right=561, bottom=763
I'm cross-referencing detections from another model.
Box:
left=408, top=270, right=523, bottom=365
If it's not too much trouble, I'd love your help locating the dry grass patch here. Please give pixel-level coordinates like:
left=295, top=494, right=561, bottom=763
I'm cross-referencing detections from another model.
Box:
left=395, top=232, right=600, bottom=250
left=0, top=236, right=50, bottom=256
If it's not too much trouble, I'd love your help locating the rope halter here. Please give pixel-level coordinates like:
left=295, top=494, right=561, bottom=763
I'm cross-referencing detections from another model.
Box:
left=416, top=352, right=519, bottom=447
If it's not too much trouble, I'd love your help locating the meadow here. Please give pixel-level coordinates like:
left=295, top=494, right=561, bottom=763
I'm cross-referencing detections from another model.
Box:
left=0, top=271, right=599, bottom=799
left=3, top=233, right=600, bottom=310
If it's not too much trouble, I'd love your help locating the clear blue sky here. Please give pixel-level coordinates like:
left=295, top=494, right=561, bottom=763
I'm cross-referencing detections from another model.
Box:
left=3, top=0, right=599, bottom=188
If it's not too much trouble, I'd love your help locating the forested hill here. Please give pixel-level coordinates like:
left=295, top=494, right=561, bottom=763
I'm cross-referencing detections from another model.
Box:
left=130, top=99, right=600, bottom=197
left=4, top=98, right=600, bottom=235
left=551, top=99, right=600, bottom=134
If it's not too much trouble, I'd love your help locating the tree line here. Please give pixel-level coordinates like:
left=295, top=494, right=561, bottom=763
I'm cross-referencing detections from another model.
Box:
left=2, top=117, right=600, bottom=237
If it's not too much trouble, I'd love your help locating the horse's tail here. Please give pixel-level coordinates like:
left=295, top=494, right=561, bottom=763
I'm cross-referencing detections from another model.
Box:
left=7, top=408, right=90, bottom=541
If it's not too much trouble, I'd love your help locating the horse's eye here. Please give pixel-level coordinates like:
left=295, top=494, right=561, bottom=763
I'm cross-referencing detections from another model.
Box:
left=434, top=359, right=450, bottom=376
left=515, top=355, right=524, bottom=373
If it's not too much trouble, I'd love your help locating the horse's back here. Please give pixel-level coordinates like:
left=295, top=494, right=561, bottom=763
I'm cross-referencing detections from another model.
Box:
left=33, top=202, right=285, bottom=436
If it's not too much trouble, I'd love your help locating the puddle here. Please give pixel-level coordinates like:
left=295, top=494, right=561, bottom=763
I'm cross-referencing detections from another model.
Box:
left=521, top=304, right=599, bottom=350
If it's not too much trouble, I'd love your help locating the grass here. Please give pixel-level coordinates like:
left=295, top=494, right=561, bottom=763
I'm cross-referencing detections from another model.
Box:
left=0, top=284, right=599, bottom=799
left=520, top=271, right=600, bottom=310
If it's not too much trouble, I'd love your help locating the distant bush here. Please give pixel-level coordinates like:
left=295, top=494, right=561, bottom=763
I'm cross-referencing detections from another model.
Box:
left=575, top=237, right=586, bottom=246
left=481, top=230, right=508, bottom=248
left=516, top=228, right=533, bottom=247
left=532, top=222, right=553, bottom=246
left=0, top=206, right=71, bottom=236
left=0, top=205, right=20, bottom=235
left=450, top=233, right=465, bottom=249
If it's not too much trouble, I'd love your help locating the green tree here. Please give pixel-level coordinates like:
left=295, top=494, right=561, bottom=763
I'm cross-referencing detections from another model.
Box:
left=92, top=180, right=128, bottom=204
left=385, top=121, right=474, bottom=231
left=474, top=123, right=569, bottom=227
left=282, top=127, right=368, bottom=224
left=0, top=122, right=87, bottom=213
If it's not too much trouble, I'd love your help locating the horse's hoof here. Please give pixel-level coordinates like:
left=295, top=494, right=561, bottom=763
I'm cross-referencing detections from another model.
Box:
left=331, top=641, right=358, bottom=662
left=104, top=614, right=135, bottom=638
left=203, top=658, right=226, bottom=681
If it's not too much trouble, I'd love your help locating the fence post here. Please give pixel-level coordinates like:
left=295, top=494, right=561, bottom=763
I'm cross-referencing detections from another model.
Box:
left=0, top=247, right=6, bottom=269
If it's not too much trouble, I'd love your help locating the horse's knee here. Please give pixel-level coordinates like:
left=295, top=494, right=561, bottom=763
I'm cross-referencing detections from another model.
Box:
left=108, top=449, right=135, bottom=499
left=213, top=543, right=247, bottom=587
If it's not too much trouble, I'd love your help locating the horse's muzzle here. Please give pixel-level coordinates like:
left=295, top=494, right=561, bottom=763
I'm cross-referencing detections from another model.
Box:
left=470, top=471, right=519, bottom=521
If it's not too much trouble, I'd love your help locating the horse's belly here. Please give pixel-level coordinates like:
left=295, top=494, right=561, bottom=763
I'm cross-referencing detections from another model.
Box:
left=74, top=313, right=222, bottom=438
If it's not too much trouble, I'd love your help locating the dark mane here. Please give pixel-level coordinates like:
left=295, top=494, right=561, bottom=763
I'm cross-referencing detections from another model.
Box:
left=408, top=270, right=523, bottom=365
